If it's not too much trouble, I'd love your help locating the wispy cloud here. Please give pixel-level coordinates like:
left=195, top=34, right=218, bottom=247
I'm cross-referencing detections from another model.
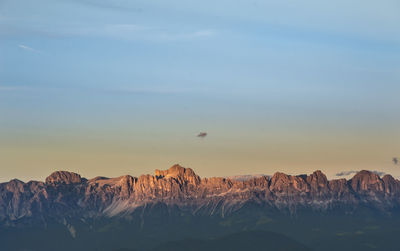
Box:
left=191, top=29, right=216, bottom=37
left=373, top=171, right=386, bottom=176
left=336, top=170, right=386, bottom=177
left=98, top=25, right=216, bottom=41
left=18, top=44, right=41, bottom=53
left=0, top=85, right=29, bottom=91
left=102, top=87, right=188, bottom=96
left=155, top=29, right=216, bottom=41
left=9, top=23, right=216, bottom=42
left=69, top=0, right=142, bottom=12
left=104, top=24, right=149, bottom=31
left=336, top=170, right=357, bottom=177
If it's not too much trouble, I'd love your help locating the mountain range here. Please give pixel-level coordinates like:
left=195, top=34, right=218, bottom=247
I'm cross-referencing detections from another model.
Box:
left=2, top=164, right=400, bottom=251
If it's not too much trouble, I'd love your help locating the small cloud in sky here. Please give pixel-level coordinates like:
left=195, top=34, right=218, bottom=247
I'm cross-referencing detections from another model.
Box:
left=18, top=44, right=40, bottom=53
left=336, top=170, right=386, bottom=177
left=197, top=132, right=207, bottom=138
left=336, top=171, right=357, bottom=177
left=373, top=171, right=386, bottom=176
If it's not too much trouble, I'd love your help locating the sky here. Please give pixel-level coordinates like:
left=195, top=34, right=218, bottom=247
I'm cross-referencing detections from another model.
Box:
left=0, top=0, right=400, bottom=182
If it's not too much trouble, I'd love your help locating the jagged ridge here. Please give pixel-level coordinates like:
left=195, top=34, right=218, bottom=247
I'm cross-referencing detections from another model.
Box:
left=1, top=164, right=399, bottom=225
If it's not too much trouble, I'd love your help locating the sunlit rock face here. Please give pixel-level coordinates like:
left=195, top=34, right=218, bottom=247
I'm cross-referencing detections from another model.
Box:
left=0, top=165, right=399, bottom=225
left=45, top=171, right=86, bottom=185
left=350, top=170, right=385, bottom=192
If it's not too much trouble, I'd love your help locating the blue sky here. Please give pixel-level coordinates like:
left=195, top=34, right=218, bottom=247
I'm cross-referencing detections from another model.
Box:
left=0, top=0, right=400, bottom=181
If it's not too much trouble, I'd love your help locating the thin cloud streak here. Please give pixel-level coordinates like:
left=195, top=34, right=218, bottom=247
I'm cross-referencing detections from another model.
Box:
left=93, top=25, right=217, bottom=41
left=68, top=0, right=142, bottom=12
left=9, top=24, right=217, bottom=42
left=18, top=44, right=41, bottom=53
left=0, top=85, right=30, bottom=91
left=104, top=24, right=150, bottom=32
left=336, top=170, right=357, bottom=177
left=336, top=170, right=386, bottom=177
left=102, top=87, right=189, bottom=96
left=373, top=171, right=386, bottom=176
left=0, top=86, right=19, bottom=91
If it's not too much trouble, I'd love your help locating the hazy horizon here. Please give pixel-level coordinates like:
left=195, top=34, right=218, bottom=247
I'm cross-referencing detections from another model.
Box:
left=1, top=0, right=399, bottom=182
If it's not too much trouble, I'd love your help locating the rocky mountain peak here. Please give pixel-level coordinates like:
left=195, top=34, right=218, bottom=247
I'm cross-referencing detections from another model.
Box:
left=155, top=164, right=201, bottom=186
left=307, top=170, right=328, bottom=186
left=269, top=172, right=309, bottom=192
left=382, top=174, right=399, bottom=194
left=5, top=179, right=26, bottom=192
left=155, top=164, right=185, bottom=176
left=155, top=164, right=195, bottom=178
left=311, top=170, right=327, bottom=180
left=45, top=171, right=86, bottom=185
left=350, top=170, right=384, bottom=192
